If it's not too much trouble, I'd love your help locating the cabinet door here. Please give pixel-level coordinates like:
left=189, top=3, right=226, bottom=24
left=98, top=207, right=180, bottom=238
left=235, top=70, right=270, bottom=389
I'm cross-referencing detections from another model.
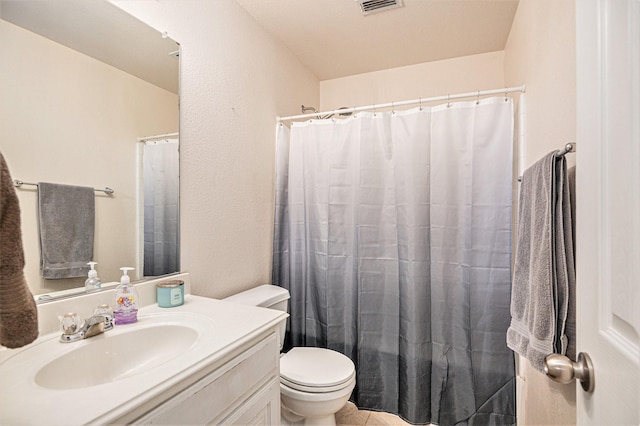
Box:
left=139, top=333, right=279, bottom=425
left=218, top=378, right=280, bottom=425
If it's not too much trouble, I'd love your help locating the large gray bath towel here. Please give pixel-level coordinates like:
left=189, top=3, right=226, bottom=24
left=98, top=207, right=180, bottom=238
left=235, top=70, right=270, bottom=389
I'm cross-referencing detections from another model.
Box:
left=507, top=151, right=576, bottom=372
left=0, top=152, right=38, bottom=348
left=38, top=182, right=95, bottom=279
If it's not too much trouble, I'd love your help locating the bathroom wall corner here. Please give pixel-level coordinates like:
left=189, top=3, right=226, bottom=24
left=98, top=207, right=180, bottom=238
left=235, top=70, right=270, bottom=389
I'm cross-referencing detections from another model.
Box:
left=504, top=0, right=577, bottom=424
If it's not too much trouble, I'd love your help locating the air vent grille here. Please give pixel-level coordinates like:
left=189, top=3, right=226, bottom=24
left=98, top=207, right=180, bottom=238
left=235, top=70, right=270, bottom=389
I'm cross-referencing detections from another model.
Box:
left=357, top=0, right=404, bottom=16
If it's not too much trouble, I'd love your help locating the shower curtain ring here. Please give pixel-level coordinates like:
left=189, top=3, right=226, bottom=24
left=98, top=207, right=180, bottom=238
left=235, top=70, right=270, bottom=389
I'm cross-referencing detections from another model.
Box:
left=504, top=87, right=509, bottom=102
left=419, top=97, right=423, bottom=111
left=476, top=90, right=480, bottom=105
left=447, top=94, right=451, bottom=108
left=392, top=101, right=395, bottom=114
left=373, top=104, right=376, bottom=117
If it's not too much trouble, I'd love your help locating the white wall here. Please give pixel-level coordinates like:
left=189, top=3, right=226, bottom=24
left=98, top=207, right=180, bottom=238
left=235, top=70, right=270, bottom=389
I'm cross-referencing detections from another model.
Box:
left=320, top=51, right=505, bottom=111
left=0, top=19, right=178, bottom=295
left=111, top=0, right=319, bottom=298
left=504, top=0, right=577, bottom=424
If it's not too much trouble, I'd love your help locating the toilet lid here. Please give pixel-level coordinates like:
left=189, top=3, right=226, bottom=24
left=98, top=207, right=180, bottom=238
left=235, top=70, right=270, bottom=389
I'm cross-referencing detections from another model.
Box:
left=280, top=347, right=355, bottom=389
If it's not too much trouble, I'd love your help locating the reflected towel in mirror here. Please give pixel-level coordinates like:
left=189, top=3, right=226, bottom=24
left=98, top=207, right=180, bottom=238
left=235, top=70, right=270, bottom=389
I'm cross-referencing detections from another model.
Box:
left=38, top=182, right=95, bottom=279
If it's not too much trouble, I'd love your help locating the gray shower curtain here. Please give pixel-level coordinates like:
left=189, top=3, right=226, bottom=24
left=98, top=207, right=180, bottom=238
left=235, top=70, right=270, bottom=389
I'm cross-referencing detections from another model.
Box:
left=273, top=98, right=515, bottom=425
left=143, top=140, right=180, bottom=277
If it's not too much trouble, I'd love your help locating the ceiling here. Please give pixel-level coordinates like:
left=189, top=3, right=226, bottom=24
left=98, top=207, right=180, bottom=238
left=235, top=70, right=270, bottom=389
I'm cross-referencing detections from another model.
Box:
left=234, top=0, right=519, bottom=81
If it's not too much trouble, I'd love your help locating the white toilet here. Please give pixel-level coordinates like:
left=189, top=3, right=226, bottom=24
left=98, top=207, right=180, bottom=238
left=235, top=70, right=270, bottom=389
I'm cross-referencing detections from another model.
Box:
left=224, top=285, right=356, bottom=426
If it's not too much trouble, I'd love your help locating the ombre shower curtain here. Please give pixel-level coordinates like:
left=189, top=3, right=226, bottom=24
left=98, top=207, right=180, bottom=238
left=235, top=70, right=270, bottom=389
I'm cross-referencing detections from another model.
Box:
left=273, top=98, right=516, bottom=425
left=143, top=140, right=180, bottom=277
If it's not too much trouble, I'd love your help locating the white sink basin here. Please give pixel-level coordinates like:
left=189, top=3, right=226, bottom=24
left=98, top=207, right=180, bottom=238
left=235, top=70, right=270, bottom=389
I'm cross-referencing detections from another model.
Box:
left=35, top=323, right=199, bottom=389
left=0, top=311, right=216, bottom=393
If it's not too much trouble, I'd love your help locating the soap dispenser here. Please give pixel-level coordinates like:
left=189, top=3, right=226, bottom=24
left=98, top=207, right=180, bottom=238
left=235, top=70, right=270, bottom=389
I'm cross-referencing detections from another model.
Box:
left=113, top=267, right=138, bottom=324
left=85, top=262, right=101, bottom=293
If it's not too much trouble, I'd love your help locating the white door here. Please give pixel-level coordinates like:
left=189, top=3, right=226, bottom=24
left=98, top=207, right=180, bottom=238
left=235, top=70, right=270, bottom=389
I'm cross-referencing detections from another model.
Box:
left=576, top=0, right=640, bottom=424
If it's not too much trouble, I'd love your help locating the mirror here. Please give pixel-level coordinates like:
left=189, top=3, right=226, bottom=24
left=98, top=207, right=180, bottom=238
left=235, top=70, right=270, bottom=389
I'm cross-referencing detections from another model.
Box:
left=0, top=0, right=180, bottom=299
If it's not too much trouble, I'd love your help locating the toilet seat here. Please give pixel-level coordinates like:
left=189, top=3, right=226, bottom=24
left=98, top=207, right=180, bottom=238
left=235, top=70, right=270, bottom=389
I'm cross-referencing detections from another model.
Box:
left=280, top=347, right=355, bottom=393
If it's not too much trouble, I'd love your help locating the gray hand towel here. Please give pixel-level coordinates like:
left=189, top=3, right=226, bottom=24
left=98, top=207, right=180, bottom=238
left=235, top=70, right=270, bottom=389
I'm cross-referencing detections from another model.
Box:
left=0, top=152, right=39, bottom=348
left=38, top=182, right=95, bottom=279
left=506, top=151, right=576, bottom=372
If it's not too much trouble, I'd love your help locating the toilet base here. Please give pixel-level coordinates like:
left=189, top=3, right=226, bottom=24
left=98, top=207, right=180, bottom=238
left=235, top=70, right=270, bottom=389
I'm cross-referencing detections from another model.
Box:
left=303, top=414, right=337, bottom=426
left=280, top=379, right=354, bottom=426
left=281, top=405, right=337, bottom=426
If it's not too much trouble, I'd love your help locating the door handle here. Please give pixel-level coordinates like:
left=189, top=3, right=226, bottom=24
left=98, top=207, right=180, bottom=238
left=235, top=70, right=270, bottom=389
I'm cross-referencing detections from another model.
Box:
left=544, top=352, right=595, bottom=392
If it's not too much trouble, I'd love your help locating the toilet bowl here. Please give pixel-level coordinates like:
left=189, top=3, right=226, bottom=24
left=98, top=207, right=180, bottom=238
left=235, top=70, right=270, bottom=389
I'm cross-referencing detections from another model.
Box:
left=224, top=285, right=356, bottom=426
left=280, top=347, right=355, bottom=425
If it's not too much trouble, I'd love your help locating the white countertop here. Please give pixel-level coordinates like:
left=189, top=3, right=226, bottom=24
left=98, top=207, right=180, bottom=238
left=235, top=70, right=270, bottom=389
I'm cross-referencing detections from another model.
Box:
left=0, top=295, right=286, bottom=425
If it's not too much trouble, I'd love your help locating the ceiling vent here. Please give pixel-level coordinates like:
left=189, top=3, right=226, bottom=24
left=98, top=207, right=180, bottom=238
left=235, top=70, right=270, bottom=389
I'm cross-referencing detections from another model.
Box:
left=356, top=0, right=404, bottom=16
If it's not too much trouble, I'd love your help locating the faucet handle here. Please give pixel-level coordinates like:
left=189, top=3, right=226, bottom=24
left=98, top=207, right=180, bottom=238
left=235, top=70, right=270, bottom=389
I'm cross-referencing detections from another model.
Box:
left=60, top=313, right=83, bottom=335
left=93, top=304, right=113, bottom=317
left=93, top=304, right=114, bottom=331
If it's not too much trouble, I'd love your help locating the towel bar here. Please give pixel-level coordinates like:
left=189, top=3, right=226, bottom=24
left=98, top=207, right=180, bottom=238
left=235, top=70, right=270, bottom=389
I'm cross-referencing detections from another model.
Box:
left=517, top=142, right=576, bottom=182
left=13, top=179, right=114, bottom=195
left=557, top=142, right=576, bottom=156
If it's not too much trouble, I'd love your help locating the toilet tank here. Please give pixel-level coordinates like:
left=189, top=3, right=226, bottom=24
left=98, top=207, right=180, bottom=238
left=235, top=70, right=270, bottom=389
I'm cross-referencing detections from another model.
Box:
left=223, top=285, right=290, bottom=349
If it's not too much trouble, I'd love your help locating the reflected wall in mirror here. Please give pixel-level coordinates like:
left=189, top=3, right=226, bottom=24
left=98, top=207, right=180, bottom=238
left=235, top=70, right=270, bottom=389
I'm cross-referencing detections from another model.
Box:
left=0, top=0, right=180, bottom=298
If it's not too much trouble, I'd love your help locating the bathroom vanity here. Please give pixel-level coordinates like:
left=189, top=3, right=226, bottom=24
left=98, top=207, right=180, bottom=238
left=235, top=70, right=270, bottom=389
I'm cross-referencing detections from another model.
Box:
left=0, top=276, right=287, bottom=425
left=134, top=316, right=282, bottom=425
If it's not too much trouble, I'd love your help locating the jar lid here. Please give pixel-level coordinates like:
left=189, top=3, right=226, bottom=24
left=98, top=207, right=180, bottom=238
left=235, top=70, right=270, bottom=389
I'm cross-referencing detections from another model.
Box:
left=156, top=280, right=184, bottom=288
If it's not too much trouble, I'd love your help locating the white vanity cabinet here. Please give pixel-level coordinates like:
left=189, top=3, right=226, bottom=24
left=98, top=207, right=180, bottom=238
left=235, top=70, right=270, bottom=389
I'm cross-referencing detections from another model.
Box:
left=136, top=331, right=280, bottom=425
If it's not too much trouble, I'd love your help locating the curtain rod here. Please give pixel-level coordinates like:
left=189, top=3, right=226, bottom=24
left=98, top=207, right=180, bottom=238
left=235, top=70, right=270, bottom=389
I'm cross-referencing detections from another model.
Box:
left=277, top=85, right=526, bottom=122
left=13, top=180, right=114, bottom=194
left=137, top=132, right=179, bottom=142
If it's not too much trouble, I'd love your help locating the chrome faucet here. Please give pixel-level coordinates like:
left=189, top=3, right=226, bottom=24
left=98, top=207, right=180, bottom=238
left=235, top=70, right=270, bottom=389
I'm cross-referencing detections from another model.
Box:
left=60, top=305, right=114, bottom=343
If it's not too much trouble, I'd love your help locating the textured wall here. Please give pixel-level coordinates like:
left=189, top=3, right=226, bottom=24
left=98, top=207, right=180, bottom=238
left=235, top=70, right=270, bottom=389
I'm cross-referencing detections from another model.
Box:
left=112, top=0, right=319, bottom=298
left=504, top=0, right=577, bottom=424
left=320, top=51, right=506, bottom=111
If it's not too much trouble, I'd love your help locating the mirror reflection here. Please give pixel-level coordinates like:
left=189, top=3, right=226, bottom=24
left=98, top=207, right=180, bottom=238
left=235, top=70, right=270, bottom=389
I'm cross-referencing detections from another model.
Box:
left=0, top=0, right=180, bottom=298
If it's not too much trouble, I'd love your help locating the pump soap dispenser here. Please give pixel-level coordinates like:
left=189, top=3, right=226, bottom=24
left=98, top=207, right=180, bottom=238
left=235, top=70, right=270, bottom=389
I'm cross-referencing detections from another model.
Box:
left=114, top=267, right=138, bottom=324
left=85, top=261, right=101, bottom=293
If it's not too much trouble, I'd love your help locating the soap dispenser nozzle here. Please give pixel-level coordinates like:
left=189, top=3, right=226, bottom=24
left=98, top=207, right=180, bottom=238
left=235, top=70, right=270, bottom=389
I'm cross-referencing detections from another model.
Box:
left=85, top=261, right=101, bottom=293
left=119, top=267, right=134, bottom=285
left=87, top=261, right=98, bottom=277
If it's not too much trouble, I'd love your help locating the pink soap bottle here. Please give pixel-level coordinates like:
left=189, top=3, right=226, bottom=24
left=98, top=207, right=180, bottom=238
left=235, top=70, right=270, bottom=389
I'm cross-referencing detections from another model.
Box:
left=113, top=267, right=138, bottom=324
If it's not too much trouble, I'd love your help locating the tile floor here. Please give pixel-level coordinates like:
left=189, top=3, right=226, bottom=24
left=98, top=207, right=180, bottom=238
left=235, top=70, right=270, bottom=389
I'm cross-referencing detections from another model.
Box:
left=335, top=402, right=412, bottom=426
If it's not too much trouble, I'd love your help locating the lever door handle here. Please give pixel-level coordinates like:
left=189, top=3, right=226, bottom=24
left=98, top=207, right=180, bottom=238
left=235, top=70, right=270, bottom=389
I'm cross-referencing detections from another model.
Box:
left=544, top=352, right=595, bottom=392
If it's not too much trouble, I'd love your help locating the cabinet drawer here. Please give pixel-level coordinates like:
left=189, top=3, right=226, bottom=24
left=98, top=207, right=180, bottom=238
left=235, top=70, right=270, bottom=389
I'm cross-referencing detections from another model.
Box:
left=143, top=332, right=279, bottom=425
